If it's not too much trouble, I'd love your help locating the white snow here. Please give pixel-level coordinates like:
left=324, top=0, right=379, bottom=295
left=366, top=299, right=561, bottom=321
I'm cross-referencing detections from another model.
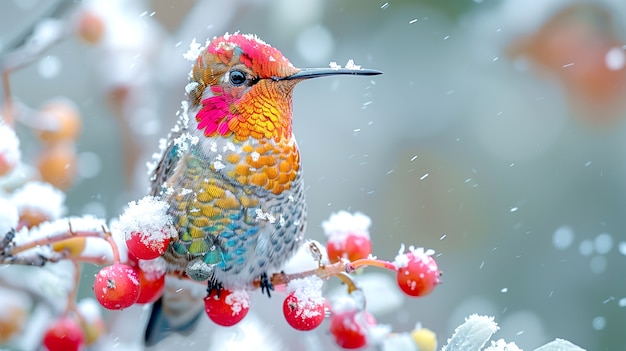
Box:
left=117, top=196, right=176, bottom=245
left=393, top=244, right=435, bottom=268
left=286, top=276, right=324, bottom=318
left=0, top=196, right=18, bottom=235
left=224, top=289, right=250, bottom=316
left=0, top=122, right=21, bottom=170
left=77, top=298, right=103, bottom=323
left=185, top=81, right=199, bottom=94
left=183, top=38, right=203, bottom=61
left=442, top=314, right=499, bottom=351
left=11, top=181, right=66, bottom=220
left=344, top=59, right=362, bottom=70
left=329, top=61, right=341, bottom=70
left=322, top=211, right=371, bottom=244
left=281, top=240, right=328, bottom=274
left=605, top=47, right=625, bottom=71
left=255, top=209, right=277, bottom=224
left=138, top=256, right=167, bottom=280
left=484, top=339, right=522, bottom=351
left=10, top=215, right=104, bottom=260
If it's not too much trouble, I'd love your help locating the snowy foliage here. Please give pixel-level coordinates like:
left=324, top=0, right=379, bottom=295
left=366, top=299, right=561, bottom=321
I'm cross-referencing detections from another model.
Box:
left=11, top=181, right=66, bottom=220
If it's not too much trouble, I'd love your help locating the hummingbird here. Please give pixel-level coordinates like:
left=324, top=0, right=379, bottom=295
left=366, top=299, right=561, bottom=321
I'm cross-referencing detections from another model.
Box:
left=144, top=32, right=381, bottom=344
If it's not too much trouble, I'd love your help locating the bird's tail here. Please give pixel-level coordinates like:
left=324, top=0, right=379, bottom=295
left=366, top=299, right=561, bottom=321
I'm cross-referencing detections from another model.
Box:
left=144, top=275, right=206, bottom=346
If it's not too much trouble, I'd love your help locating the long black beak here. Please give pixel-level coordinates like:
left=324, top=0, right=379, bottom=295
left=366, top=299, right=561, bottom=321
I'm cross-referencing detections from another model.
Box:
left=275, top=67, right=383, bottom=81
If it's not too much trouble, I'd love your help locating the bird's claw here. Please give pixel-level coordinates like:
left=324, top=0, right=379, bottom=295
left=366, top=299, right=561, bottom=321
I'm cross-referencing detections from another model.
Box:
left=206, top=277, right=223, bottom=298
left=260, top=272, right=274, bottom=298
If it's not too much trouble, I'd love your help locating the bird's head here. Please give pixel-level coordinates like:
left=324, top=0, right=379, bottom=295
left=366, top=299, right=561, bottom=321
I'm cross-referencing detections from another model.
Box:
left=188, top=33, right=381, bottom=142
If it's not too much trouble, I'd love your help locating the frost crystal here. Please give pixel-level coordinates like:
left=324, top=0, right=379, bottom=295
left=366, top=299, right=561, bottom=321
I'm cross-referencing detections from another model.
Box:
left=442, top=314, right=499, bottom=351
left=345, top=59, right=362, bottom=70
left=185, top=81, right=199, bottom=94
left=484, top=339, right=522, bottom=351
left=117, top=196, right=175, bottom=244
left=323, top=211, right=371, bottom=243
left=225, top=290, right=250, bottom=316
left=255, top=209, right=277, bottom=224
left=183, top=38, right=203, bottom=61
left=11, top=181, right=66, bottom=220
left=329, top=61, right=342, bottom=70
left=393, top=244, right=435, bottom=268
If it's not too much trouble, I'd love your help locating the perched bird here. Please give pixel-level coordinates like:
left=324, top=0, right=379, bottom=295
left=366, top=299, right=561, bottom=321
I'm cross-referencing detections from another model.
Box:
left=145, top=32, right=381, bottom=344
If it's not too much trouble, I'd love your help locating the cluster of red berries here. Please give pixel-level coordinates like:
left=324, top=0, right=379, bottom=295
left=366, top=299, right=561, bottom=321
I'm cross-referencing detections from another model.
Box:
left=93, top=230, right=168, bottom=310
left=90, top=212, right=440, bottom=350
left=192, top=230, right=441, bottom=350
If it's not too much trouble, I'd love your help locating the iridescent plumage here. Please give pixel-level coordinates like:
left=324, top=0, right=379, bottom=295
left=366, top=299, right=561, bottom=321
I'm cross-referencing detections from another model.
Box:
left=149, top=34, right=306, bottom=289
left=145, top=33, right=381, bottom=344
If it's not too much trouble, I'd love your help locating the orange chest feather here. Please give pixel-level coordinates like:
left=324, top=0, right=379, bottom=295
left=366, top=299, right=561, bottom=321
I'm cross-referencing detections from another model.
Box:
left=221, top=139, right=300, bottom=195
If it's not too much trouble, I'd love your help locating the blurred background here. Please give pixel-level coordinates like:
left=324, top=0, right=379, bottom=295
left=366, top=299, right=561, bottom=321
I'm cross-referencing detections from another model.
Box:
left=1, top=0, right=626, bottom=349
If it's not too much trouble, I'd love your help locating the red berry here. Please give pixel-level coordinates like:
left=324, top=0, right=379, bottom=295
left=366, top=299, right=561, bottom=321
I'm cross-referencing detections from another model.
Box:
left=395, top=247, right=440, bottom=297
left=125, top=230, right=170, bottom=260
left=93, top=263, right=140, bottom=309
left=329, top=309, right=376, bottom=349
left=283, top=291, right=325, bottom=331
left=327, top=233, right=372, bottom=263
left=204, top=288, right=250, bottom=327
left=42, top=316, right=85, bottom=351
left=135, top=266, right=165, bottom=304
left=323, top=210, right=372, bottom=263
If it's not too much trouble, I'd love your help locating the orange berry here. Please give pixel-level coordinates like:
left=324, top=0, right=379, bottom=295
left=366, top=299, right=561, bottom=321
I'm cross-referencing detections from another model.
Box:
left=76, top=10, right=105, bottom=45
left=37, top=142, right=77, bottom=190
left=0, top=306, right=27, bottom=343
left=36, top=99, right=81, bottom=143
left=18, top=208, right=50, bottom=229
left=0, top=153, right=16, bottom=177
left=52, top=237, right=87, bottom=258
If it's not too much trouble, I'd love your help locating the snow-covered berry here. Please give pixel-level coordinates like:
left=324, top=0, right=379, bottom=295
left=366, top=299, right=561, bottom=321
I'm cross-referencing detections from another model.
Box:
left=394, top=245, right=440, bottom=297
left=118, top=196, right=175, bottom=260
left=329, top=309, right=376, bottom=349
left=282, top=277, right=325, bottom=331
left=204, top=288, right=250, bottom=327
left=134, top=258, right=166, bottom=304
left=323, top=211, right=372, bottom=263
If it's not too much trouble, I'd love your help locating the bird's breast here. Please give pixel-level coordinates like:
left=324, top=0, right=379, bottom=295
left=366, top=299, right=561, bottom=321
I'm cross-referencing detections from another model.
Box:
left=199, top=136, right=301, bottom=195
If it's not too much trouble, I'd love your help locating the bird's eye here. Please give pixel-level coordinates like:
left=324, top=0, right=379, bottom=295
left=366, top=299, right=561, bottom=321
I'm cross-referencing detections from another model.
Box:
left=229, top=70, right=247, bottom=86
